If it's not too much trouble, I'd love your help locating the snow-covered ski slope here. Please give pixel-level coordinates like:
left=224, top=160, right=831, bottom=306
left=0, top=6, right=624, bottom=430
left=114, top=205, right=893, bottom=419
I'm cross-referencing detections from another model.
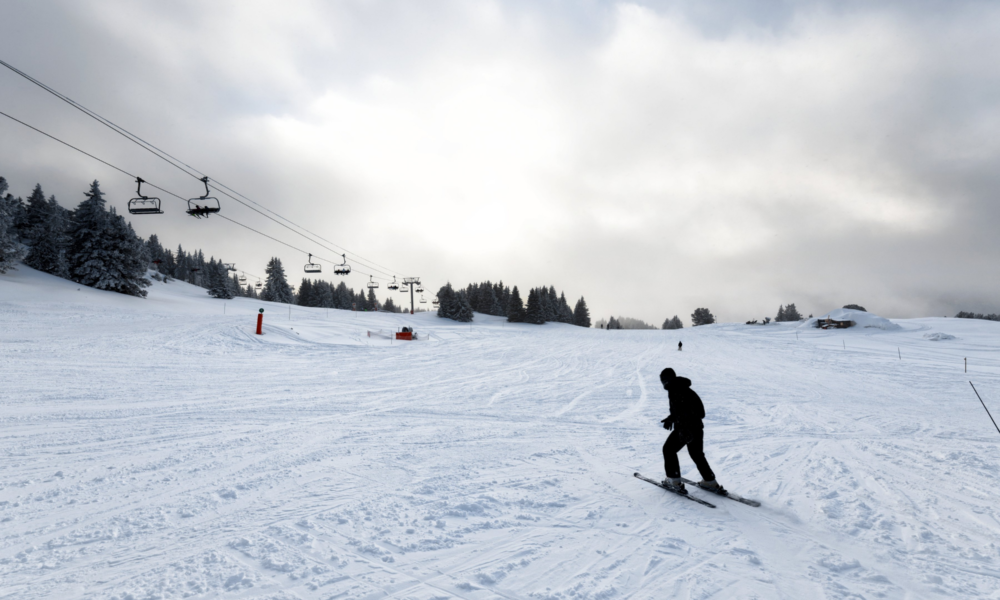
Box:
left=3, top=267, right=1000, bottom=600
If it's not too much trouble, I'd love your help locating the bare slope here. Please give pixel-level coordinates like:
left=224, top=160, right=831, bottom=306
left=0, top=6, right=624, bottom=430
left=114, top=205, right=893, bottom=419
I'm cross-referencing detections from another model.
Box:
left=2, top=266, right=1000, bottom=599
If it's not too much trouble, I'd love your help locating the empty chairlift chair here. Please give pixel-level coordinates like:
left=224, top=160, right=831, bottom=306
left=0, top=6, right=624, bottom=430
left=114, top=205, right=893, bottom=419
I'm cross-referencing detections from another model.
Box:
left=334, top=254, right=351, bottom=276
left=127, top=177, right=163, bottom=215
left=186, top=177, right=221, bottom=218
left=367, top=275, right=379, bottom=289
left=304, top=253, right=322, bottom=274
left=420, top=296, right=427, bottom=304
left=238, top=272, right=247, bottom=284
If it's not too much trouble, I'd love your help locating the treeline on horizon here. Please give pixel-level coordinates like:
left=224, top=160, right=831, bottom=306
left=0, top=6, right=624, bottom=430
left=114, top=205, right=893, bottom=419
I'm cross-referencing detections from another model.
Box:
left=4, top=175, right=1000, bottom=323
left=434, top=281, right=592, bottom=327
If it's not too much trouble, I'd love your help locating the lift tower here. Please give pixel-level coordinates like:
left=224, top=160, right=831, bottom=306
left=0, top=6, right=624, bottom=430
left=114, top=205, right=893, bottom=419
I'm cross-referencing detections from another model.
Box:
left=403, top=277, right=421, bottom=314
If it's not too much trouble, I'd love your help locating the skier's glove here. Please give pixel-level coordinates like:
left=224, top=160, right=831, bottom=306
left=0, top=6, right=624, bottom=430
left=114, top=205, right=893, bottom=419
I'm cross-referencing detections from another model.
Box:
left=661, top=416, right=674, bottom=430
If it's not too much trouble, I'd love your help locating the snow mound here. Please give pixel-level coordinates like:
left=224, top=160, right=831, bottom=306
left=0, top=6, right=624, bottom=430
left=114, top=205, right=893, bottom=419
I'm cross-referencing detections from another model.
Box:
left=924, top=332, right=956, bottom=341
left=801, top=308, right=901, bottom=331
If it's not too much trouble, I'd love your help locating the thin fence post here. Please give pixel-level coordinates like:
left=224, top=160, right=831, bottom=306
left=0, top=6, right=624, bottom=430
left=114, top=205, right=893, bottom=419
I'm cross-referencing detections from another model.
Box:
left=970, top=382, right=1000, bottom=436
left=898, top=347, right=901, bottom=360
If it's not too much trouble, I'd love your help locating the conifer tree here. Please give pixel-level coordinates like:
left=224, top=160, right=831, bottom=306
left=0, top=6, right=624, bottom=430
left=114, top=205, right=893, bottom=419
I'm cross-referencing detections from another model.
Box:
left=367, top=287, right=378, bottom=311
left=557, top=292, right=574, bottom=323
left=207, top=260, right=234, bottom=299
left=453, top=290, right=474, bottom=322
left=0, top=177, right=27, bottom=273
left=23, top=184, right=48, bottom=233
left=783, top=303, right=802, bottom=320
left=691, top=308, right=715, bottom=326
left=573, top=297, right=591, bottom=327
left=174, top=245, right=189, bottom=281
left=776, top=305, right=786, bottom=322
left=24, top=192, right=67, bottom=276
left=525, top=288, right=545, bottom=324
left=67, top=181, right=150, bottom=297
left=662, top=315, right=684, bottom=329
left=507, top=286, right=525, bottom=322
left=297, top=278, right=313, bottom=306
left=436, top=283, right=457, bottom=319
left=261, top=257, right=293, bottom=303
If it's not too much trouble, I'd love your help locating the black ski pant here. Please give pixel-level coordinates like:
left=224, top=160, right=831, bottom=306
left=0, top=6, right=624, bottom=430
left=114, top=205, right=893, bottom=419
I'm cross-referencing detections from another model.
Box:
left=663, top=427, right=715, bottom=481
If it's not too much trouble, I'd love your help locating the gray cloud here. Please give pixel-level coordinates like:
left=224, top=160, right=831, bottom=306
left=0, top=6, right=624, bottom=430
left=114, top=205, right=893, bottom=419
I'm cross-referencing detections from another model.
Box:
left=2, top=1, right=999, bottom=323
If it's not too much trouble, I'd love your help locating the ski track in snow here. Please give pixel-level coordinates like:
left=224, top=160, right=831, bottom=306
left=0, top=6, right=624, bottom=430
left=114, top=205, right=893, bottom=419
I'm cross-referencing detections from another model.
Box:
left=3, top=268, right=1000, bottom=599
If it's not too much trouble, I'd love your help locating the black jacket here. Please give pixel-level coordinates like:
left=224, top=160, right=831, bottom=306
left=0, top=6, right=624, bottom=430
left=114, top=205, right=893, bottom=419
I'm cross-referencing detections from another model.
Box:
left=665, top=377, right=705, bottom=430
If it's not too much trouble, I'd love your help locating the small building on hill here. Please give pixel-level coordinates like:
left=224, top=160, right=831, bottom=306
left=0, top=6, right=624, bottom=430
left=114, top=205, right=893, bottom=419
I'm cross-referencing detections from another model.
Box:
left=816, top=316, right=854, bottom=329
left=804, top=308, right=900, bottom=331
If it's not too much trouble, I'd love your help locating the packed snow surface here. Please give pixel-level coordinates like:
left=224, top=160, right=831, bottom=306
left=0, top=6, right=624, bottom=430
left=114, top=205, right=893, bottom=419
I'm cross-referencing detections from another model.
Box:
left=3, top=267, right=1000, bottom=600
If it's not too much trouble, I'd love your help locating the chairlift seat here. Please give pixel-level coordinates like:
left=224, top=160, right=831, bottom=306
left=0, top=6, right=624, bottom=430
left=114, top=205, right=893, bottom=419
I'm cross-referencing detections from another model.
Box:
left=186, top=198, right=220, bottom=218
left=128, top=197, right=163, bottom=215
left=334, top=265, right=351, bottom=275
left=304, top=263, right=322, bottom=273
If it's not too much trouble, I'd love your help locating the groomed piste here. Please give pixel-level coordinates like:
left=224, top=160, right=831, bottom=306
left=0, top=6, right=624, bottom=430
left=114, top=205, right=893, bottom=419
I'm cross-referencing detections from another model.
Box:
left=2, top=266, right=1000, bottom=599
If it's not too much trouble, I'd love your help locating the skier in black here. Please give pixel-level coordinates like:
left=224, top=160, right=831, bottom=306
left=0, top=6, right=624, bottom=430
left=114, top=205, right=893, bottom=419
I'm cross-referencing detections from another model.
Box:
left=659, top=368, right=721, bottom=494
left=678, top=341, right=683, bottom=351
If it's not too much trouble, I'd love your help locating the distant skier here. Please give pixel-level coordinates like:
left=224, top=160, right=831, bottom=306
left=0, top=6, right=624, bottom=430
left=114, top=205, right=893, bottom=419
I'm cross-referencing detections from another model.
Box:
left=678, top=341, right=682, bottom=351
left=659, top=368, right=721, bottom=494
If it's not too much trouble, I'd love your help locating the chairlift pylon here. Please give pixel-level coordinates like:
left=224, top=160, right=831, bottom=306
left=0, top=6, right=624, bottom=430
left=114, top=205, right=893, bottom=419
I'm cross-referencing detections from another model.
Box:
left=128, top=177, right=163, bottom=215
left=304, top=253, right=322, bottom=274
left=388, top=276, right=399, bottom=291
left=334, top=253, right=351, bottom=276
left=186, top=176, right=221, bottom=218
left=367, top=275, right=379, bottom=289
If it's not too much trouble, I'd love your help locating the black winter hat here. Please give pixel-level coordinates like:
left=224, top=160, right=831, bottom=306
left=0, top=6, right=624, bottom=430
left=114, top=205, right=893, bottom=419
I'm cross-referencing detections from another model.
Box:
left=659, top=368, right=676, bottom=383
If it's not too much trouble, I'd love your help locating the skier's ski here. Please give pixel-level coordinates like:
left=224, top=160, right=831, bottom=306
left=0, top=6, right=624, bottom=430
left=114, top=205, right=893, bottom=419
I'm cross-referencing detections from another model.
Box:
left=680, top=478, right=761, bottom=507
left=634, top=473, right=716, bottom=508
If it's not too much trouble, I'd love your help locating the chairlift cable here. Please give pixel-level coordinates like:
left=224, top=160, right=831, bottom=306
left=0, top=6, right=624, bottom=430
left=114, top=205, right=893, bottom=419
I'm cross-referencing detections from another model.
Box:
left=0, top=59, right=406, bottom=279
left=0, top=107, right=391, bottom=280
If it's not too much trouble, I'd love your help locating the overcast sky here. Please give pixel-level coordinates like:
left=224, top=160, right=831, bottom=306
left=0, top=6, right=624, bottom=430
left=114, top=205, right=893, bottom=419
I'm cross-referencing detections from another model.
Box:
left=2, top=0, right=998, bottom=323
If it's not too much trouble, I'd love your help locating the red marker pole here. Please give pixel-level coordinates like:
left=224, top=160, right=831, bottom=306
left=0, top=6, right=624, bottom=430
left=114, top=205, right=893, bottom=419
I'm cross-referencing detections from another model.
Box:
left=256, top=308, right=264, bottom=335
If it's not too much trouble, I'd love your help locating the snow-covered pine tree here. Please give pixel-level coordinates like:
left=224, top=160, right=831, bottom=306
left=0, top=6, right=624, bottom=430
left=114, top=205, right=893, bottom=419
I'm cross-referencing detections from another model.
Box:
left=174, top=245, right=189, bottom=281
left=297, top=279, right=313, bottom=306
left=207, top=260, right=233, bottom=299
left=335, top=281, right=352, bottom=309
left=524, top=288, right=546, bottom=324
left=0, top=177, right=28, bottom=273
left=573, top=297, right=591, bottom=327
left=67, top=181, right=150, bottom=296
left=436, top=283, right=457, bottom=319
left=366, top=287, right=378, bottom=311
left=453, top=290, right=474, bottom=322
left=507, top=286, right=525, bottom=322
left=784, top=303, right=802, bottom=320
left=557, top=292, right=574, bottom=323
left=261, top=257, right=294, bottom=303
left=662, top=315, right=684, bottom=329
left=775, top=305, right=786, bottom=321
left=23, top=184, right=48, bottom=236
left=24, top=192, right=67, bottom=276
left=146, top=234, right=167, bottom=274
left=691, top=308, right=715, bottom=326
